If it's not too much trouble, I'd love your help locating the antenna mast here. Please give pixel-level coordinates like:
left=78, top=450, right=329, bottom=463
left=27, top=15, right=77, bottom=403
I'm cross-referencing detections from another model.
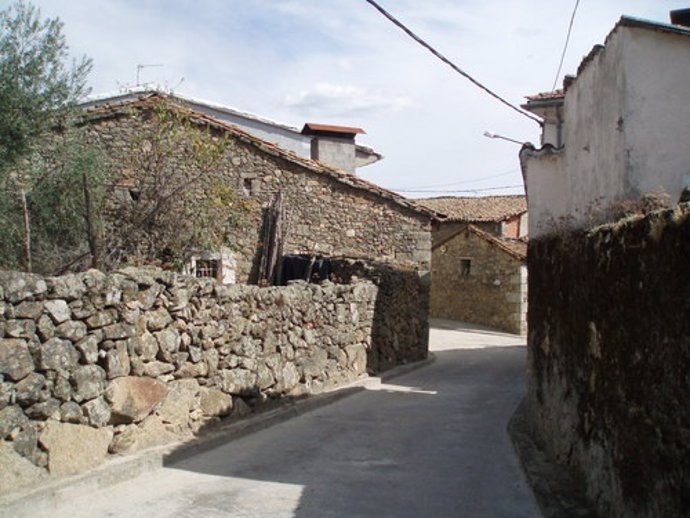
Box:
left=136, top=63, right=164, bottom=86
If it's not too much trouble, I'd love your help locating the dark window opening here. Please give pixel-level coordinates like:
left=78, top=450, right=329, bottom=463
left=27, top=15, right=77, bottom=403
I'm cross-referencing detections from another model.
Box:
left=195, top=259, right=220, bottom=279
left=460, top=258, right=472, bottom=277
left=242, top=178, right=252, bottom=196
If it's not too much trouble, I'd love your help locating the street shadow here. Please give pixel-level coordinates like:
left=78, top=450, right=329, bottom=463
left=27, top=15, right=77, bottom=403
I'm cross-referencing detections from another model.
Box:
left=162, top=345, right=538, bottom=518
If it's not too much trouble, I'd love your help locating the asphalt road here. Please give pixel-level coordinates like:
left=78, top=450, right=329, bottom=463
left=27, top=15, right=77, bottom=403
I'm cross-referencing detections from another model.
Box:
left=43, top=319, right=541, bottom=518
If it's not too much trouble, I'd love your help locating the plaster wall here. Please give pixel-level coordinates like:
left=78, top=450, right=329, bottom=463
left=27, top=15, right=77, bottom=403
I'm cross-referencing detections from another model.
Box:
left=524, top=151, right=565, bottom=236
left=311, top=136, right=356, bottom=173
left=622, top=28, right=690, bottom=199
left=188, top=103, right=312, bottom=158
left=525, top=25, right=690, bottom=237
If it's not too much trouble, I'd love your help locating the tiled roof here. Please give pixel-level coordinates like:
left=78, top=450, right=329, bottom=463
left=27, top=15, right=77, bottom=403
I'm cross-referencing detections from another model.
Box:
left=416, top=195, right=526, bottom=222
left=79, top=92, right=436, bottom=219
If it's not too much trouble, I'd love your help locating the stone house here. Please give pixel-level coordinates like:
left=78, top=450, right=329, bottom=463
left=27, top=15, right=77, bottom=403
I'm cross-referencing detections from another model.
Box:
left=521, top=14, right=690, bottom=237
left=416, top=196, right=527, bottom=334
left=80, top=91, right=434, bottom=283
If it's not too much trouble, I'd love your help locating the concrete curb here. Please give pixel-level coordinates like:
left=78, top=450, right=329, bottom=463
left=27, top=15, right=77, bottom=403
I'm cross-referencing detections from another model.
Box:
left=0, top=354, right=435, bottom=517
left=507, top=398, right=597, bottom=518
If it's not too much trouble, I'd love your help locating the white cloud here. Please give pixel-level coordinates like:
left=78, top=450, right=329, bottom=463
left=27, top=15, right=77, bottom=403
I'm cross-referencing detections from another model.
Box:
left=284, top=83, right=412, bottom=118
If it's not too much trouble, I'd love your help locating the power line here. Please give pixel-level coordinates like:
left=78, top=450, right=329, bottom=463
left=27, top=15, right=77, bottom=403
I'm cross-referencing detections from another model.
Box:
left=389, top=168, right=520, bottom=190
left=363, top=0, right=542, bottom=124
left=396, top=184, right=525, bottom=194
left=551, top=0, right=581, bottom=91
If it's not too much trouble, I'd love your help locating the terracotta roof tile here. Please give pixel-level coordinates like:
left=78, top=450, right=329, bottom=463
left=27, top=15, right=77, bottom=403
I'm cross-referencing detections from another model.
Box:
left=416, top=195, right=526, bottom=222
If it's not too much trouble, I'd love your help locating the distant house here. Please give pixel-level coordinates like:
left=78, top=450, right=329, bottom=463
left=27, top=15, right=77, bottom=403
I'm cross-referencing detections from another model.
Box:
left=521, top=15, right=690, bottom=237
left=79, top=91, right=434, bottom=283
left=417, top=196, right=528, bottom=334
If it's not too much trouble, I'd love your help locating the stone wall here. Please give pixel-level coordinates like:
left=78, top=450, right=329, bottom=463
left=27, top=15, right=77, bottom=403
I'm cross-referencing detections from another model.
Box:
left=430, top=228, right=526, bottom=334
left=83, top=104, right=432, bottom=282
left=330, top=258, right=430, bottom=372
left=0, top=267, right=379, bottom=493
left=527, top=203, right=690, bottom=517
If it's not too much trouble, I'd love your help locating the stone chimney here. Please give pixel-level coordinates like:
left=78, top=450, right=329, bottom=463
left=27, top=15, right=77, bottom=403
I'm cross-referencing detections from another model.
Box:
left=670, top=8, right=690, bottom=27
left=301, top=123, right=365, bottom=174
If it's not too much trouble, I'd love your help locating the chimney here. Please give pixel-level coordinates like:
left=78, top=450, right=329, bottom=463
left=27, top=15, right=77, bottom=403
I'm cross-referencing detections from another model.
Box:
left=670, top=8, right=690, bottom=27
left=301, top=123, right=365, bottom=174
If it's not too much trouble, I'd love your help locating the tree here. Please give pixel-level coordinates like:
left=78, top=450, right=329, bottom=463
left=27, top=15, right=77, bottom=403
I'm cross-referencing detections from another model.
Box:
left=0, top=1, right=94, bottom=272
left=106, top=101, right=251, bottom=270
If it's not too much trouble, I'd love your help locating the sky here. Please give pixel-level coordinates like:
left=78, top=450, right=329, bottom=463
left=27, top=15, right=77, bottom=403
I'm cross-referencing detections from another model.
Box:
left=20, top=0, right=681, bottom=198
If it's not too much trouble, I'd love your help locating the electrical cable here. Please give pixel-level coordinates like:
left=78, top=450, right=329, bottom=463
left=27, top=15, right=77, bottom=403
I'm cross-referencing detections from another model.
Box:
left=363, top=0, right=542, bottom=124
left=389, top=168, right=519, bottom=190
left=551, top=0, right=581, bottom=91
left=395, top=184, right=524, bottom=194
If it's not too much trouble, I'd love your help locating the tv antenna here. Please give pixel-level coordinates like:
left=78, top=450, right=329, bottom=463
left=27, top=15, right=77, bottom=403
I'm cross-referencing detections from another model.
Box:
left=136, top=63, right=164, bottom=86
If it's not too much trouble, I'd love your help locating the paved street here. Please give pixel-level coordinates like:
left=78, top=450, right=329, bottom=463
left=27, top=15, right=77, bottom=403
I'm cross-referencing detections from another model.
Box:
left=34, top=320, right=541, bottom=518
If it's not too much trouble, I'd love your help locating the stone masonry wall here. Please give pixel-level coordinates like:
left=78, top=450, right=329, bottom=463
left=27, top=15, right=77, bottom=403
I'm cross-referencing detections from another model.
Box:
left=330, top=258, right=430, bottom=373
left=84, top=108, right=432, bottom=282
left=527, top=203, right=690, bottom=517
left=0, top=267, right=378, bottom=493
left=430, top=229, right=526, bottom=334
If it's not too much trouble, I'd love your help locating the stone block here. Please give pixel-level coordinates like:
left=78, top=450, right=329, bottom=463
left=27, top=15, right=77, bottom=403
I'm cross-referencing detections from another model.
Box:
left=146, top=307, right=173, bottom=331
left=5, top=319, right=36, bottom=339
left=26, top=398, right=60, bottom=420
left=44, top=300, right=71, bottom=324
left=55, top=320, right=87, bottom=342
left=13, top=301, right=44, bottom=320
left=15, top=372, right=47, bottom=405
left=106, top=376, right=167, bottom=424
left=81, top=396, right=111, bottom=427
left=105, top=342, right=130, bottom=379
left=0, top=339, right=35, bottom=381
left=75, top=334, right=99, bottom=364
left=102, top=322, right=135, bottom=340
left=47, top=274, right=86, bottom=301
left=71, top=365, right=107, bottom=402
left=199, top=388, right=233, bottom=417
left=0, top=441, right=47, bottom=494
left=143, top=360, right=175, bottom=377
left=0, top=405, right=29, bottom=439
left=85, top=310, right=116, bottom=329
left=37, top=338, right=79, bottom=373
left=133, top=332, right=159, bottom=360
left=39, top=421, right=112, bottom=476
left=108, top=415, right=176, bottom=454
left=219, top=368, right=257, bottom=395
left=157, top=379, right=199, bottom=426
left=0, top=272, right=47, bottom=303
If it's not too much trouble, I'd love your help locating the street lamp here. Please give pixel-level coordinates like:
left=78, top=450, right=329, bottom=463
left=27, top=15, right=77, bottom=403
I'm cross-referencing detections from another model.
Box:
left=483, top=131, right=525, bottom=145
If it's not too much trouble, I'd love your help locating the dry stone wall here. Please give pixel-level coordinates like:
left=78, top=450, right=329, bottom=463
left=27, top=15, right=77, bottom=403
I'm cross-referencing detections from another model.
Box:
left=0, top=267, right=378, bottom=493
left=527, top=203, right=690, bottom=517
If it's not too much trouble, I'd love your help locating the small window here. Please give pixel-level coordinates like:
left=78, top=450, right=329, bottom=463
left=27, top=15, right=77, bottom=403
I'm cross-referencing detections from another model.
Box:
left=195, top=259, right=220, bottom=279
left=460, top=258, right=472, bottom=277
left=242, top=178, right=253, bottom=196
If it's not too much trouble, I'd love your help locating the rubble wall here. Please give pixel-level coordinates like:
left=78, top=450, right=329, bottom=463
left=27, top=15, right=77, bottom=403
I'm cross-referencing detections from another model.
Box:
left=527, top=204, right=690, bottom=517
left=0, top=267, right=379, bottom=492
